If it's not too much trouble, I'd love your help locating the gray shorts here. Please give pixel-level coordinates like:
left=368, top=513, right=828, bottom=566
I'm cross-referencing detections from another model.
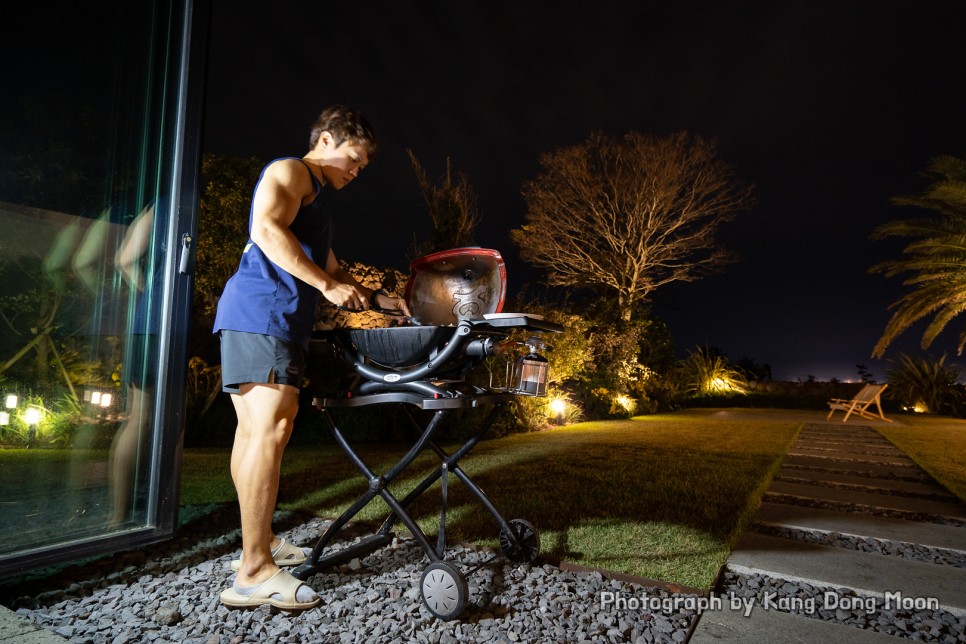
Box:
left=219, top=330, right=306, bottom=393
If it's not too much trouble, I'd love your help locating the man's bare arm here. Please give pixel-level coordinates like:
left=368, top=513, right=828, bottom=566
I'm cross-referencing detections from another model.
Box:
left=249, top=160, right=366, bottom=310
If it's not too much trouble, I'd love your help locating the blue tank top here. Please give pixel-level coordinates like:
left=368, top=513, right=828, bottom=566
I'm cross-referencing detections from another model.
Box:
left=213, top=158, right=332, bottom=349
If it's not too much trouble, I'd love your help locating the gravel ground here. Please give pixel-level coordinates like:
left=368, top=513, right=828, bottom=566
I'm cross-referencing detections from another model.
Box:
left=2, top=506, right=703, bottom=643
left=726, top=521, right=966, bottom=641
left=717, top=569, right=966, bottom=641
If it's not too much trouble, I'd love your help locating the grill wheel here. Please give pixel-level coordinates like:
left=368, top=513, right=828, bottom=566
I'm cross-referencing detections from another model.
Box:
left=499, top=518, right=541, bottom=564
left=420, top=560, right=468, bottom=620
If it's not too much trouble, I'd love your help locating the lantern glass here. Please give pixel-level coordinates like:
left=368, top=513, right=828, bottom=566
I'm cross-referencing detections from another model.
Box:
left=512, top=355, right=549, bottom=396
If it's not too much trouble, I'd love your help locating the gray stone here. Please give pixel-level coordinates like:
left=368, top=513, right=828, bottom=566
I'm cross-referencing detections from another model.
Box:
left=154, top=603, right=181, bottom=626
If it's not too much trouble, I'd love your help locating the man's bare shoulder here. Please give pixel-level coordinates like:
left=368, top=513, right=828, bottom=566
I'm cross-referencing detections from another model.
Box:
left=257, top=158, right=314, bottom=198
left=261, top=158, right=311, bottom=183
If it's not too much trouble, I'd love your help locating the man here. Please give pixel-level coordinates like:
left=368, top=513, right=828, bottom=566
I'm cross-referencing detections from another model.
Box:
left=214, top=106, right=409, bottom=610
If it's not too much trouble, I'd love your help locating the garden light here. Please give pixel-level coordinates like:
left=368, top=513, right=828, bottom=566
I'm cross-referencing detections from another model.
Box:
left=99, top=393, right=113, bottom=408
left=0, top=412, right=8, bottom=426
left=91, top=391, right=102, bottom=405
left=549, top=398, right=567, bottom=416
left=5, top=394, right=16, bottom=409
left=23, top=406, right=42, bottom=426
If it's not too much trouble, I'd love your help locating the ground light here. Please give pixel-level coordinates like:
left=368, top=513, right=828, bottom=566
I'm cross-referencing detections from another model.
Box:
left=23, top=405, right=43, bottom=446
left=549, top=397, right=567, bottom=424
left=23, top=406, right=42, bottom=426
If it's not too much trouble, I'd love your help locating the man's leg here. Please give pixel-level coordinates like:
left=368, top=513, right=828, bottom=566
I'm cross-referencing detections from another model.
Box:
left=229, top=381, right=299, bottom=587
left=109, top=383, right=152, bottom=527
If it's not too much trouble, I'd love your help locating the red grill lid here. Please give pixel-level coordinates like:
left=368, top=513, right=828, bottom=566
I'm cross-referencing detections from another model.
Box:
left=404, top=247, right=506, bottom=325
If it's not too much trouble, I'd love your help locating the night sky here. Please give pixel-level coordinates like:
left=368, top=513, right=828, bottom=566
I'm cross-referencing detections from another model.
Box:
left=201, top=1, right=966, bottom=382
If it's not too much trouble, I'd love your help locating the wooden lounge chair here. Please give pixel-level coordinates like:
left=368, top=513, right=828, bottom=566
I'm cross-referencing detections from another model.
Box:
left=827, top=383, right=892, bottom=422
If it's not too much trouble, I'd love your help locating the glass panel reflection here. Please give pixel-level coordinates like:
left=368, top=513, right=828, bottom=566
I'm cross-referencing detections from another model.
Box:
left=0, top=200, right=164, bottom=552
left=0, top=3, right=172, bottom=558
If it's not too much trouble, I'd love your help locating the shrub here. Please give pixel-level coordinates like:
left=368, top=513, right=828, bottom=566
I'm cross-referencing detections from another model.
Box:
left=682, top=346, right=748, bottom=397
left=885, top=353, right=965, bottom=417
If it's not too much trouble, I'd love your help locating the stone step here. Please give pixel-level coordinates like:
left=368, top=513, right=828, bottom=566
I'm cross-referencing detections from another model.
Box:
left=787, top=447, right=916, bottom=467
left=689, top=600, right=903, bottom=644
left=795, top=439, right=903, bottom=450
left=752, top=502, right=966, bottom=553
left=790, top=444, right=908, bottom=458
left=798, top=429, right=891, bottom=437
left=774, top=468, right=959, bottom=501
left=793, top=447, right=904, bottom=460
left=780, top=465, right=929, bottom=487
left=0, top=605, right=66, bottom=643
left=782, top=455, right=928, bottom=479
left=766, top=481, right=966, bottom=520
left=795, top=432, right=895, bottom=445
left=727, top=533, right=966, bottom=615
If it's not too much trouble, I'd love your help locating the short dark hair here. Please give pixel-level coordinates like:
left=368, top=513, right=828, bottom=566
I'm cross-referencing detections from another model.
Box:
left=309, top=105, right=377, bottom=157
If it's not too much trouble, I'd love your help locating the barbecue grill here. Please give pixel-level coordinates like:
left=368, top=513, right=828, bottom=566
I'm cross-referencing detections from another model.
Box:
left=292, top=247, right=563, bottom=620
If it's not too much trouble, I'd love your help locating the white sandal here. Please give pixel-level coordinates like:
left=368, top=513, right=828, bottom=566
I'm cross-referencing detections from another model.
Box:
left=229, top=538, right=309, bottom=572
left=220, top=569, right=320, bottom=611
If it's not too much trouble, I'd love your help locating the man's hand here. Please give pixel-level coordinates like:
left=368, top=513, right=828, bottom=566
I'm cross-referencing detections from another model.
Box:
left=322, top=282, right=369, bottom=311
left=373, top=291, right=412, bottom=318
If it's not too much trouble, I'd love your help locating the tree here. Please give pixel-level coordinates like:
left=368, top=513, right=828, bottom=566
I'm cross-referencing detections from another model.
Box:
left=856, top=364, right=876, bottom=384
left=870, top=156, right=966, bottom=357
left=407, top=149, right=480, bottom=258
left=511, top=131, right=754, bottom=321
left=194, top=154, right=264, bottom=321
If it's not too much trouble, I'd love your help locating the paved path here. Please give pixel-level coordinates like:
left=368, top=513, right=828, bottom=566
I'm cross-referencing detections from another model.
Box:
left=690, top=421, right=966, bottom=642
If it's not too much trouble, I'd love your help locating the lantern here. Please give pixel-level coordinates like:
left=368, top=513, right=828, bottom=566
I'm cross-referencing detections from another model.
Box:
left=511, top=337, right=549, bottom=397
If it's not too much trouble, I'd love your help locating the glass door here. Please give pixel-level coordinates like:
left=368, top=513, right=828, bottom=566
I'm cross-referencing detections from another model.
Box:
left=0, top=0, right=206, bottom=575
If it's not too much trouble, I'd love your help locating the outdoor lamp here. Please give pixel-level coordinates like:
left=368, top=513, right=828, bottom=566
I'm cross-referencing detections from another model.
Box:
left=91, top=391, right=102, bottom=405
left=0, top=412, right=8, bottom=426
left=23, top=406, right=42, bottom=426
left=511, top=337, right=549, bottom=397
left=5, top=394, right=16, bottom=409
left=549, top=398, right=566, bottom=416
left=23, top=405, right=42, bottom=447
left=549, top=397, right=567, bottom=424
left=100, top=393, right=112, bottom=408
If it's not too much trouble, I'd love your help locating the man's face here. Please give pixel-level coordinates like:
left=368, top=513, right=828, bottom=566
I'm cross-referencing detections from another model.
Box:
left=319, top=134, right=369, bottom=189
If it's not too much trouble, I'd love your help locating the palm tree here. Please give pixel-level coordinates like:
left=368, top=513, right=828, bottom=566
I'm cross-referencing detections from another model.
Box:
left=870, top=156, right=966, bottom=358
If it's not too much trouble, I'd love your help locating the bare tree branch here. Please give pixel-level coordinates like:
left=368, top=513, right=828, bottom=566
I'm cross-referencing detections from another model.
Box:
left=512, top=131, right=754, bottom=320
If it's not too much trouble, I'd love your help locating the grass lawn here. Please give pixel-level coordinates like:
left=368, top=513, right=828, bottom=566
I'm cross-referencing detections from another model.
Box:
left=181, top=409, right=802, bottom=590
left=875, top=413, right=966, bottom=502
left=5, top=408, right=962, bottom=591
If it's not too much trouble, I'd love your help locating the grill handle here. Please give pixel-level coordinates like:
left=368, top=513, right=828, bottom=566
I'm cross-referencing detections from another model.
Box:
left=347, top=322, right=474, bottom=385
